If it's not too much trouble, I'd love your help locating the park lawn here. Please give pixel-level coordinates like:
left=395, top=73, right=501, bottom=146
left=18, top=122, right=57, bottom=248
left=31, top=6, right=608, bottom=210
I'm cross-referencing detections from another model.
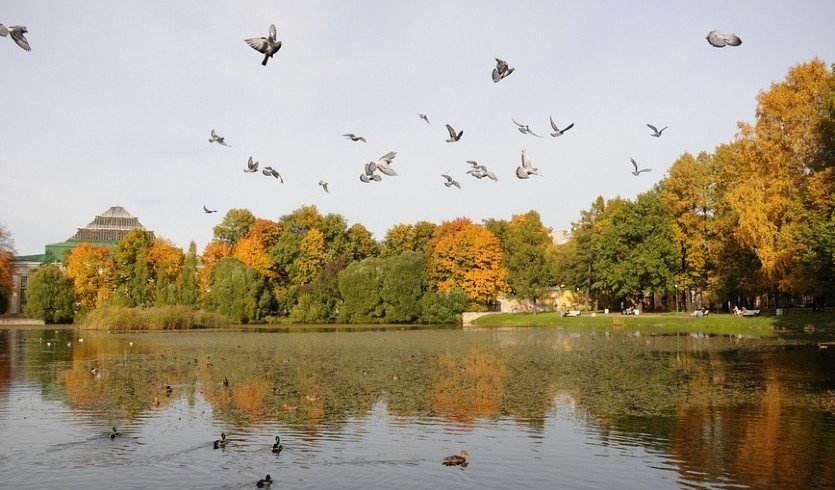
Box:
left=470, top=309, right=835, bottom=339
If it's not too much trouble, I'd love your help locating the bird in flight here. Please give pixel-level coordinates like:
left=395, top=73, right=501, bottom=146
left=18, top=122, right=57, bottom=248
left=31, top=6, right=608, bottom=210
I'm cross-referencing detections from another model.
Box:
left=516, top=149, right=540, bottom=179
left=343, top=133, right=366, bottom=142
left=441, top=174, right=461, bottom=189
left=646, top=124, right=668, bottom=137
left=0, top=24, right=31, bottom=51
left=203, top=205, right=218, bottom=214
left=244, top=156, right=259, bottom=173
left=374, top=151, right=398, bottom=176
left=360, top=161, right=382, bottom=183
left=706, top=30, right=742, bottom=48
left=466, top=161, right=498, bottom=181
left=318, top=180, right=329, bottom=193
left=263, top=166, right=284, bottom=182
left=513, top=119, right=542, bottom=137
left=549, top=117, right=574, bottom=137
left=630, top=158, right=652, bottom=176
left=245, top=24, right=282, bottom=65
left=492, top=58, right=514, bottom=83
left=417, top=113, right=430, bottom=124
left=209, top=130, right=230, bottom=147
left=445, top=124, right=463, bottom=142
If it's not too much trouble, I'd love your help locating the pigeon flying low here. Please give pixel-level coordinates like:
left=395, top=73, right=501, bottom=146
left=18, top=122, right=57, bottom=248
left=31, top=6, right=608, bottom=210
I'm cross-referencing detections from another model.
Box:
left=441, top=174, right=461, bottom=189
left=630, top=158, right=652, bottom=176
left=244, top=156, right=259, bottom=173
left=318, top=180, right=329, bottom=193
left=0, top=24, right=31, bottom=51
left=516, top=149, right=540, bottom=179
left=263, top=166, right=284, bottom=183
left=245, top=24, right=282, bottom=65
left=417, top=113, right=430, bottom=124
left=513, top=119, right=542, bottom=137
left=706, top=30, right=742, bottom=48
left=203, top=205, right=218, bottom=214
left=492, top=58, right=514, bottom=83
left=343, top=133, right=367, bottom=142
left=646, top=124, right=667, bottom=137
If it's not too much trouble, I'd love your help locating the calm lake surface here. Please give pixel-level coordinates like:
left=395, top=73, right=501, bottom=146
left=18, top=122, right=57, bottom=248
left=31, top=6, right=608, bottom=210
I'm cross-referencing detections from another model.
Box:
left=1, top=325, right=834, bottom=489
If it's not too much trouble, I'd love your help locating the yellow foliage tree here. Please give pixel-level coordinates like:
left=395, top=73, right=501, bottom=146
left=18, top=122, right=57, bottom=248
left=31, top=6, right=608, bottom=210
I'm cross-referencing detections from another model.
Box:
left=233, top=218, right=281, bottom=277
left=149, top=238, right=184, bottom=305
left=294, top=228, right=325, bottom=286
left=65, top=242, right=114, bottom=308
left=426, top=218, right=506, bottom=304
left=198, top=241, right=232, bottom=294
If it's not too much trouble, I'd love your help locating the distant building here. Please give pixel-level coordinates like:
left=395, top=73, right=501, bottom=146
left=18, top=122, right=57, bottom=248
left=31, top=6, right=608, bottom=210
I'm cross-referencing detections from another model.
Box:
left=4, top=206, right=152, bottom=315
left=551, top=229, right=572, bottom=245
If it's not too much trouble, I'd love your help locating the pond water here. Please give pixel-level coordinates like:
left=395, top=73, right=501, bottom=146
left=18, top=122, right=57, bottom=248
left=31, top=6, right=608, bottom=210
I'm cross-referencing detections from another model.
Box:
left=1, top=325, right=834, bottom=489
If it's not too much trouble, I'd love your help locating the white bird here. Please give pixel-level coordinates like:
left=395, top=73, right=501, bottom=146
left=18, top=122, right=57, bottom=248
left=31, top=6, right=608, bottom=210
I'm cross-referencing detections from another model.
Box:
left=319, top=180, right=329, bottom=193
left=343, top=133, right=367, bottom=142
left=549, top=116, right=575, bottom=137
left=374, top=151, right=398, bottom=176
left=630, top=158, right=652, bottom=176
left=441, top=174, right=461, bottom=189
left=203, top=205, right=218, bottom=214
left=445, top=124, right=463, bottom=142
left=646, top=124, right=668, bottom=137
left=706, top=30, right=742, bottom=48
left=492, top=58, right=514, bottom=83
left=417, top=113, right=430, bottom=124
left=209, top=129, right=230, bottom=147
left=513, top=119, right=542, bottom=137
left=516, top=149, right=540, bottom=179
left=465, top=161, right=497, bottom=181
left=360, top=161, right=381, bottom=183
left=263, top=166, right=284, bottom=182
left=244, top=156, right=259, bottom=173
left=245, top=24, right=282, bottom=65
left=0, top=24, right=31, bottom=51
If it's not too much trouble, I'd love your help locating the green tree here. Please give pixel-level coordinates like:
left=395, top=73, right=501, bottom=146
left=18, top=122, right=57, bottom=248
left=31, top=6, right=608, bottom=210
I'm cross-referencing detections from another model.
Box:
left=290, top=260, right=345, bottom=323
left=24, top=265, right=76, bottom=324
left=202, top=258, right=273, bottom=323
left=419, top=288, right=469, bottom=323
left=594, top=189, right=678, bottom=308
left=213, top=208, right=256, bottom=247
left=111, top=228, right=154, bottom=307
left=176, top=241, right=199, bottom=306
left=498, top=211, right=556, bottom=310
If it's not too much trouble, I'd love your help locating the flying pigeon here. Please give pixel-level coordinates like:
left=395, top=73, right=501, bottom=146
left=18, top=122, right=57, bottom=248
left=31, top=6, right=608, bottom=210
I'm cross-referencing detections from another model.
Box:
left=630, top=158, right=652, bottom=176
left=203, top=205, right=218, bottom=214
left=646, top=124, right=668, bottom=137
left=441, top=174, right=461, bottom=189
left=516, top=149, right=540, bottom=179
left=263, top=166, right=284, bottom=182
left=492, top=58, right=514, bottom=83
left=360, top=161, right=382, bottom=183
left=318, top=180, right=329, bottom=192
left=0, top=24, right=31, bottom=51
left=445, top=124, right=463, bottom=142
left=466, top=161, right=498, bottom=181
left=244, top=156, right=259, bottom=173
left=513, top=119, right=542, bottom=137
left=245, top=24, right=282, bottom=65
left=549, top=116, right=575, bottom=137
left=374, top=151, right=398, bottom=176
left=343, top=133, right=367, bottom=142
left=209, top=129, right=230, bottom=147
left=706, top=30, right=742, bottom=48
left=417, top=113, right=430, bottom=124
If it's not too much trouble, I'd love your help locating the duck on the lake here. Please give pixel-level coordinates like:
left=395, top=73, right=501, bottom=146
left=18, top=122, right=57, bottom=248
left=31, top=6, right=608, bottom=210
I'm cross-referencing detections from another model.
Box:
left=256, top=474, right=272, bottom=488
left=213, top=433, right=227, bottom=449
left=443, top=450, right=469, bottom=466
left=110, top=427, right=121, bottom=439
left=271, top=436, right=283, bottom=453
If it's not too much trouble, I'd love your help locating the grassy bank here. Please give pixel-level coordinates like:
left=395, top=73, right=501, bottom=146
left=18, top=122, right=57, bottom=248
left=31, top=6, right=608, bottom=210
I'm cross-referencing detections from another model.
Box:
left=470, top=309, right=835, bottom=339
left=81, top=306, right=231, bottom=330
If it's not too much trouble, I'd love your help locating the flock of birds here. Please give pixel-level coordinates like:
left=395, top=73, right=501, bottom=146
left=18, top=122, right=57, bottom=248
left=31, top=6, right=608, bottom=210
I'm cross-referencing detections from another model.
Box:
left=3, top=20, right=742, bottom=215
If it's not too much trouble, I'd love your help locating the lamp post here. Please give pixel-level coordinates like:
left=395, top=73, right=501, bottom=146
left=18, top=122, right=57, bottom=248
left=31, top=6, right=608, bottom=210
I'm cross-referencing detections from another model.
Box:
left=674, top=284, right=679, bottom=313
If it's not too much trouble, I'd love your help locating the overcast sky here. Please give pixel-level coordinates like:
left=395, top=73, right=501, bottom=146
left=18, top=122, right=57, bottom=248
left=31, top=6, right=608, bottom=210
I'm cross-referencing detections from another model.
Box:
left=2, top=1, right=834, bottom=255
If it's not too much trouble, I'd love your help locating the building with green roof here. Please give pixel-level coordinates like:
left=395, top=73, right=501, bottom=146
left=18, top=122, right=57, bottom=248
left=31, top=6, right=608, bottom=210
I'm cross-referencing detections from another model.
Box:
left=4, top=206, right=152, bottom=315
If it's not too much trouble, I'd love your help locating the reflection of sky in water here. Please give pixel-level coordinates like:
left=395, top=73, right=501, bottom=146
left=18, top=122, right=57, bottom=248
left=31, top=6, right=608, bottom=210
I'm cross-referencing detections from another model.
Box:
left=1, top=327, right=834, bottom=489
left=1, top=383, right=685, bottom=490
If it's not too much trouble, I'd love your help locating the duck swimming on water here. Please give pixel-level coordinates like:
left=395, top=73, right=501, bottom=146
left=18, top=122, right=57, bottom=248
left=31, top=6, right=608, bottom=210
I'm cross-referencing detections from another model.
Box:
left=443, top=450, right=469, bottom=466
left=213, top=433, right=227, bottom=449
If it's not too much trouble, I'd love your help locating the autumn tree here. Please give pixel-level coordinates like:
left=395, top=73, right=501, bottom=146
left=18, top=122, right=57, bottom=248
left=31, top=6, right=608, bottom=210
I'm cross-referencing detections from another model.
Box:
left=0, top=224, right=15, bottom=312
left=24, top=265, right=76, bottom=323
left=65, top=242, right=114, bottom=309
left=111, top=228, right=155, bottom=307
left=198, top=241, right=232, bottom=295
left=233, top=218, right=282, bottom=277
left=426, top=218, right=507, bottom=306
left=213, top=209, right=256, bottom=247
left=494, top=211, right=556, bottom=309
left=149, top=237, right=184, bottom=306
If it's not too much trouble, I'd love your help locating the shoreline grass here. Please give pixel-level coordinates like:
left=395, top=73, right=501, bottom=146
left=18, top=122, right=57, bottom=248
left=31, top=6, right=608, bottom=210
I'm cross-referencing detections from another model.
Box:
left=81, top=305, right=231, bottom=330
left=470, top=309, right=835, bottom=339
